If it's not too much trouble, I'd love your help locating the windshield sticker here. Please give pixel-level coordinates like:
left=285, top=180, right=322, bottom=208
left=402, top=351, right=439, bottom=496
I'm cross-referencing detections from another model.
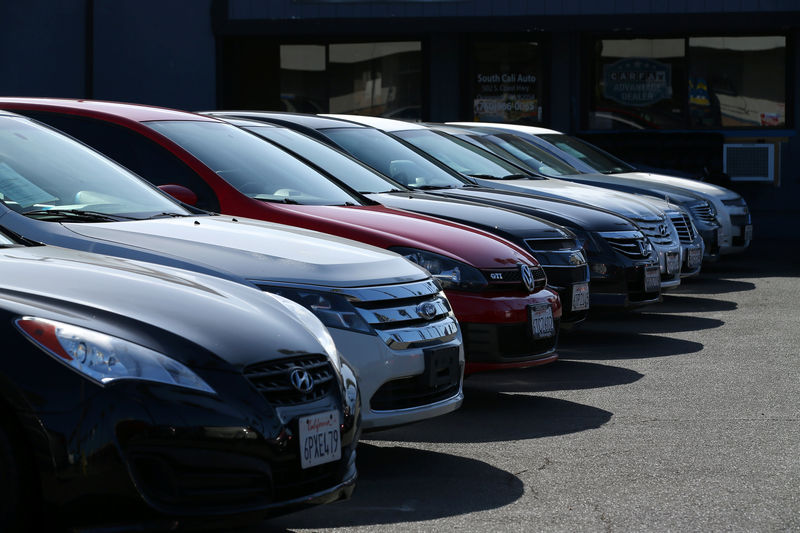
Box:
left=0, top=162, right=58, bottom=208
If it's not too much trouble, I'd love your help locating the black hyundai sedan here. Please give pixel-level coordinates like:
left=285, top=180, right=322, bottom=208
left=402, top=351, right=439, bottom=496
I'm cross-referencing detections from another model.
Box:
left=0, top=229, right=359, bottom=531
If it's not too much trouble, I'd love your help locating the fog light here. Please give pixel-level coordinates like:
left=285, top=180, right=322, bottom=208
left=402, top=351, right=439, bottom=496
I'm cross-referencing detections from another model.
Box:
left=590, top=263, right=608, bottom=276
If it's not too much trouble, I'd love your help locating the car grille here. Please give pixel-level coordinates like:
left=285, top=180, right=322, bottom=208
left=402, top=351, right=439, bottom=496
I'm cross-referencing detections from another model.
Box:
left=635, top=218, right=676, bottom=246
left=460, top=320, right=560, bottom=362
left=244, top=355, right=336, bottom=407
left=482, top=264, right=547, bottom=291
left=722, top=196, right=747, bottom=207
left=669, top=212, right=696, bottom=244
left=599, top=231, right=652, bottom=259
left=690, top=202, right=717, bottom=224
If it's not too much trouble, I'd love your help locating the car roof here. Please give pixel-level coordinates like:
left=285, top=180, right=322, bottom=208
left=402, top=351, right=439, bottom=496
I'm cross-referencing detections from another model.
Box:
left=206, top=111, right=367, bottom=131
left=0, top=97, right=219, bottom=123
left=446, top=122, right=562, bottom=135
left=323, top=114, right=428, bottom=132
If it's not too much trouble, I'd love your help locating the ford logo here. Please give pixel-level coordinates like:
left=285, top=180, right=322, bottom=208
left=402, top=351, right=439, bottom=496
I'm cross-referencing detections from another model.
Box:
left=417, top=301, right=438, bottom=320
left=519, top=263, right=535, bottom=292
left=289, top=368, right=314, bottom=393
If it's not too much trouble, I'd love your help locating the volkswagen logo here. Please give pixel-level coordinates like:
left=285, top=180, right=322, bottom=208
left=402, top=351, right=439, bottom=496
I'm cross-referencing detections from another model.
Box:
left=289, top=368, right=314, bottom=393
left=519, top=263, right=535, bottom=292
left=417, top=301, right=438, bottom=320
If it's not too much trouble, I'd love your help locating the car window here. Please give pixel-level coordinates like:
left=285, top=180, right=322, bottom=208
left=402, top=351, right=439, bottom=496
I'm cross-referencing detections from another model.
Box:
left=21, top=111, right=221, bottom=212
left=321, top=127, right=466, bottom=189
left=0, top=116, right=187, bottom=218
left=149, top=121, right=362, bottom=206
left=245, top=126, right=405, bottom=194
left=537, top=134, right=635, bottom=174
left=492, top=134, right=582, bottom=177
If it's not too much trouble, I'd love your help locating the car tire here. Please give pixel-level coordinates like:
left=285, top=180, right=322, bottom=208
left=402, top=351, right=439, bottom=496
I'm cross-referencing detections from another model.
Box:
left=0, top=422, right=35, bottom=532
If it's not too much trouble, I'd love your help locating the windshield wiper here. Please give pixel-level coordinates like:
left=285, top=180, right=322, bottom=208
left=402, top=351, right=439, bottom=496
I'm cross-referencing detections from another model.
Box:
left=411, top=184, right=460, bottom=190
left=145, top=212, right=191, bottom=219
left=257, top=197, right=301, bottom=204
left=361, top=189, right=402, bottom=194
left=22, top=209, right=136, bottom=222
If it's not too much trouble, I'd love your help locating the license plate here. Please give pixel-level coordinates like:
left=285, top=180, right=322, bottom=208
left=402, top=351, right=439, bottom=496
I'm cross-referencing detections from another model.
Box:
left=644, top=265, right=661, bottom=293
left=299, top=410, right=341, bottom=469
left=744, top=224, right=753, bottom=242
left=530, top=304, right=555, bottom=339
left=687, top=246, right=703, bottom=269
left=665, top=251, right=681, bottom=275
left=571, top=282, right=590, bottom=311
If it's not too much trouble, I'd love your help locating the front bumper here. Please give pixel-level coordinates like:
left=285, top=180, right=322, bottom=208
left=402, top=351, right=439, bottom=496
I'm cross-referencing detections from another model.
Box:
left=447, top=288, right=561, bottom=373
left=717, top=202, right=752, bottom=255
left=331, top=328, right=464, bottom=430
left=652, top=243, right=682, bottom=289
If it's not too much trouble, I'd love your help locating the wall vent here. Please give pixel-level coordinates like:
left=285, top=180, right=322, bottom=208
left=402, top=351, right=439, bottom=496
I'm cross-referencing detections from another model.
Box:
left=723, top=143, right=775, bottom=182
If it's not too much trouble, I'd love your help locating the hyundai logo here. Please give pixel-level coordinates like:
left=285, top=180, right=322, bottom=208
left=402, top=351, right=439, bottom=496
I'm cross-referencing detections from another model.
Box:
left=519, top=263, right=535, bottom=292
left=417, top=301, right=438, bottom=320
left=289, top=368, right=314, bottom=393
left=658, top=224, right=669, bottom=237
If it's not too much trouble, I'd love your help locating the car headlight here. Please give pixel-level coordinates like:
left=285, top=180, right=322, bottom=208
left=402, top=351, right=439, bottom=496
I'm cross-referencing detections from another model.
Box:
left=15, top=317, right=215, bottom=394
left=389, top=247, right=488, bottom=291
left=262, top=286, right=372, bottom=338
left=267, top=293, right=342, bottom=370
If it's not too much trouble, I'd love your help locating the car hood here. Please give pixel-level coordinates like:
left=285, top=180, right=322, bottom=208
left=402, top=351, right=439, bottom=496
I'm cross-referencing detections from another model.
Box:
left=0, top=245, right=330, bottom=369
left=62, top=215, right=428, bottom=288
left=560, top=173, right=718, bottom=206
left=470, top=177, right=666, bottom=222
left=416, top=187, right=638, bottom=234
left=614, top=172, right=741, bottom=201
left=366, top=192, right=572, bottom=243
left=271, top=204, right=540, bottom=269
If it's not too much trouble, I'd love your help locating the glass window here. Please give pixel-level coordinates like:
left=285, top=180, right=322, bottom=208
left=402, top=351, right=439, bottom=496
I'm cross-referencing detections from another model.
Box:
left=22, top=112, right=221, bottom=212
left=471, top=40, right=543, bottom=124
left=589, top=38, right=686, bottom=130
left=487, top=134, right=583, bottom=177
left=537, top=134, right=635, bottom=174
left=0, top=117, right=187, bottom=218
left=149, top=121, right=361, bottom=206
left=280, top=41, right=422, bottom=119
left=322, top=127, right=467, bottom=189
left=688, top=36, right=786, bottom=128
left=245, top=126, right=405, bottom=194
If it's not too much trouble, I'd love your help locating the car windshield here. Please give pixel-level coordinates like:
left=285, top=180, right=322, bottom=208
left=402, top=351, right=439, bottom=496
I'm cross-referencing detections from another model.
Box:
left=0, top=231, right=16, bottom=247
left=0, top=117, right=187, bottom=219
left=321, top=127, right=467, bottom=189
left=537, top=134, right=635, bottom=174
left=490, top=134, right=582, bottom=177
left=244, top=126, right=405, bottom=194
left=148, top=121, right=362, bottom=206
left=394, top=129, right=533, bottom=180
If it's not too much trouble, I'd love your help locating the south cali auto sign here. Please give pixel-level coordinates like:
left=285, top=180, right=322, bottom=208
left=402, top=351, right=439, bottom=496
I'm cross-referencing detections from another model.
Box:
left=603, top=58, right=671, bottom=107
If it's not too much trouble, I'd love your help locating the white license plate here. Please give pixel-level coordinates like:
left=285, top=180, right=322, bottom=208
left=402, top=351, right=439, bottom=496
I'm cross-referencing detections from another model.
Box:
left=744, top=224, right=753, bottom=242
left=644, top=265, right=661, bottom=293
left=571, top=282, right=590, bottom=311
left=530, top=304, right=555, bottom=339
left=299, top=410, right=341, bottom=469
left=665, top=251, right=681, bottom=274
left=687, top=246, right=703, bottom=269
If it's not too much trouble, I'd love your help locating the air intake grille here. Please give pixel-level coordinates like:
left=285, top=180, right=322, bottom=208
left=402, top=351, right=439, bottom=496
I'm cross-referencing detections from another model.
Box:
left=724, top=143, right=774, bottom=182
left=669, top=213, right=695, bottom=244
left=690, top=202, right=717, bottom=224
left=244, top=355, right=336, bottom=406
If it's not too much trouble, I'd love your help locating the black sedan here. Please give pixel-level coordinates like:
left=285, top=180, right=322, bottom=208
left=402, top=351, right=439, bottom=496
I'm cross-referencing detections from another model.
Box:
left=0, top=229, right=359, bottom=531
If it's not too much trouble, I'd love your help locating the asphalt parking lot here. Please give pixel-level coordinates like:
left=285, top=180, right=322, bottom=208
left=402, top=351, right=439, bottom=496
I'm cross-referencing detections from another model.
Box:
left=259, top=233, right=800, bottom=532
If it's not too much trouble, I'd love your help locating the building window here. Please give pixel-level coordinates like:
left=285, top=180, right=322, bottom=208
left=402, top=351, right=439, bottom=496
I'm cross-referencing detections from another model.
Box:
left=279, top=41, right=422, bottom=119
left=688, top=36, right=786, bottom=128
left=587, top=35, right=787, bottom=130
left=470, top=40, right=544, bottom=124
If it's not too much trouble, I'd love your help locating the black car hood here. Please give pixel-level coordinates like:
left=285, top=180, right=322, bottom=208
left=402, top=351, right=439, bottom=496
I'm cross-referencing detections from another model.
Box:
left=0, top=246, right=330, bottom=369
left=60, top=215, right=428, bottom=288
left=370, top=191, right=573, bottom=241
left=403, top=187, right=638, bottom=233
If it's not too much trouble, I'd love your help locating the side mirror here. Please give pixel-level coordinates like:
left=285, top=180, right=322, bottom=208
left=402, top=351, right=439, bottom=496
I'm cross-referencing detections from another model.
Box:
left=158, top=184, right=198, bottom=206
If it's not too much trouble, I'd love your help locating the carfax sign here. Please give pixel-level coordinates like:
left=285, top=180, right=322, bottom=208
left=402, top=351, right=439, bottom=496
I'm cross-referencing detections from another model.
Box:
left=603, top=58, right=671, bottom=107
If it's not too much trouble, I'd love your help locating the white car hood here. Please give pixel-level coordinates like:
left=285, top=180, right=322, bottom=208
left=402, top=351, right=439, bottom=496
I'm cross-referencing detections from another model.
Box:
left=616, top=172, right=740, bottom=201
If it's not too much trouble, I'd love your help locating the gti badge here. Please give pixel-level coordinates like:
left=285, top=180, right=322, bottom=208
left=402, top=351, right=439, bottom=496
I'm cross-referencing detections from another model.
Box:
left=290, top=368, right=314, bottom=393
left=519, top=263, right=535, bottom=292
left=417, top=301, right=438, bottom=320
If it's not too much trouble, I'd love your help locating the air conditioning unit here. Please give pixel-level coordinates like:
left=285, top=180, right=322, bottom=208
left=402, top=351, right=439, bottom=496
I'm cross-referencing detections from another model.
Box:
left=723, top=143, right=775, bottom=182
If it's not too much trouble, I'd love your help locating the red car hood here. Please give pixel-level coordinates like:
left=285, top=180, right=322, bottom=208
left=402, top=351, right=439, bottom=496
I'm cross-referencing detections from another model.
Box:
left=263, top=203, right=539, bottom=269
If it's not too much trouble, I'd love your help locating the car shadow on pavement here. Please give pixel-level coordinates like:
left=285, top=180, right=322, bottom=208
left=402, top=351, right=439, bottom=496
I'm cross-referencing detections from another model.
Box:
left=651, top=294, right=738, bottom=313
left=259, top=443, right=525, bottom=530
left=367, top=388, right=613, bottom=444
left=558, top=330, right=704, bottom=360
left=672, top=276, right=756, bottom=295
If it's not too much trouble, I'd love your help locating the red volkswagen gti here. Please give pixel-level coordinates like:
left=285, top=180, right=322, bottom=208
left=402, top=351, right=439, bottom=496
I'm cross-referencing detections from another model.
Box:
left=0, top=98, right=562, bottom=373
